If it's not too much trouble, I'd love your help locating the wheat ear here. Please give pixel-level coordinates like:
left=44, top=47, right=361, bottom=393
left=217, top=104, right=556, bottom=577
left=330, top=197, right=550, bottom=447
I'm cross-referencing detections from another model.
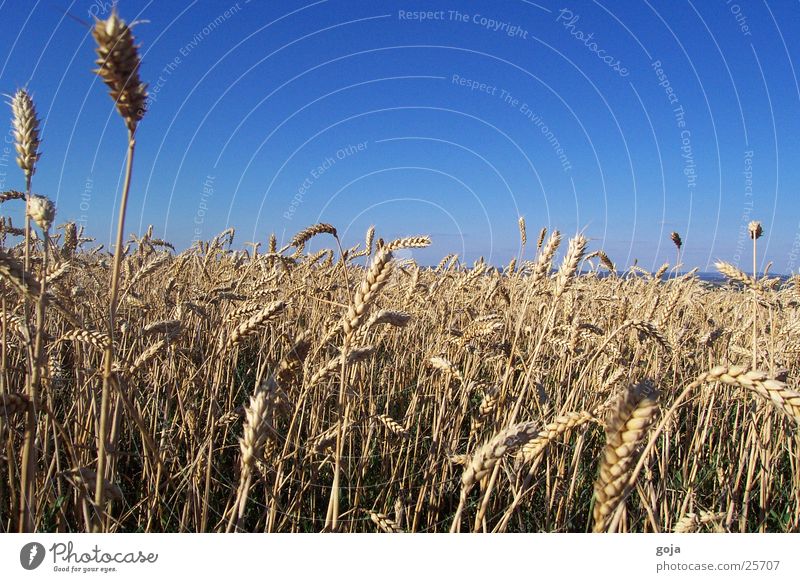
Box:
left=518, top=411, right=595, bottom=466
left=10, top=88, right=41, bottom=273
left=530, top=230, right=561, bottom=284
left=92, top=9, right=148, bottom=132
left=342, top=248, right=393, bottom=337
left=290, top=223, right=338, bottom=249
left=702, top=366, right=800, bottom=423
left=228, top=388, right=272, bottom=531
left=366, top=509, right=404, bottom=533
left=592, top=381, right=659, bottom=533
left=673, top=511, right=728, bottom=533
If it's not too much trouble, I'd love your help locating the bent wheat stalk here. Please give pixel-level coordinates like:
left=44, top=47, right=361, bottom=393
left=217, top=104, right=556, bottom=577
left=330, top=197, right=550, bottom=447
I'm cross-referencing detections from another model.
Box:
left=450, top=421, right=538, bottom=532
left=495, top=411, right=597, bottom=532
left=612, top=366, right=797, bottom=534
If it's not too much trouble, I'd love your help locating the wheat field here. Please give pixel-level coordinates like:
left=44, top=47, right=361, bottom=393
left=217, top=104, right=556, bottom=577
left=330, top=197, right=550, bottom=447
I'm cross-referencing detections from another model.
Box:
left=1, top=10, right=799, bottom=534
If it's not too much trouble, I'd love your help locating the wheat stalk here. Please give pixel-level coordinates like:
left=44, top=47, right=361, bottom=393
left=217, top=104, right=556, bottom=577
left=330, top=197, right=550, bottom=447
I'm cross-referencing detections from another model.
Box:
left=92, top=8, right=148, bottom=529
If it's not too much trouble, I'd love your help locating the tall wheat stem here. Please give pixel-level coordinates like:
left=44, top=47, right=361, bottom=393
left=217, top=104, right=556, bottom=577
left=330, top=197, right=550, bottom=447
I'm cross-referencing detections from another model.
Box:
left=94, top=131, right=135, bottom=530
left=752, top=234, right=757, bottom=369
left=23, top=176, right=31, bottom=272
left=18, top=220, right=48, bottom=532
left=17, top=173, right=33, bottom=532
left=747, top=221, right=762, bottom=369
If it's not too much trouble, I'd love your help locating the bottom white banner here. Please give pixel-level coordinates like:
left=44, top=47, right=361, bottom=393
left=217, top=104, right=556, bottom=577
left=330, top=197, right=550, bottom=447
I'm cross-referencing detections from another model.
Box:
left=0, top=533, right=797, bottom=580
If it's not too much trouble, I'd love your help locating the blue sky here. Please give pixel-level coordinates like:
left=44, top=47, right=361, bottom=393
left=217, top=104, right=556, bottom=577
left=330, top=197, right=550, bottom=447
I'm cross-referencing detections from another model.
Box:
left=0, top=0, right=799, bottom=271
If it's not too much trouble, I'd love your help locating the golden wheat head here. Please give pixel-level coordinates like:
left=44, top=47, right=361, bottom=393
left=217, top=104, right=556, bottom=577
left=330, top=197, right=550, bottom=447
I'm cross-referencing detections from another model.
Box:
left=10, top=89, right=41, bottom=179
left=92, top=9, right=148, bottom=132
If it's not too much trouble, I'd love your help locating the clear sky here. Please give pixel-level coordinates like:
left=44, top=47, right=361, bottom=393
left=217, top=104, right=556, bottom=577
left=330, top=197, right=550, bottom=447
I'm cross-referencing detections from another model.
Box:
left=0, top=0, right=798, bottom=271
